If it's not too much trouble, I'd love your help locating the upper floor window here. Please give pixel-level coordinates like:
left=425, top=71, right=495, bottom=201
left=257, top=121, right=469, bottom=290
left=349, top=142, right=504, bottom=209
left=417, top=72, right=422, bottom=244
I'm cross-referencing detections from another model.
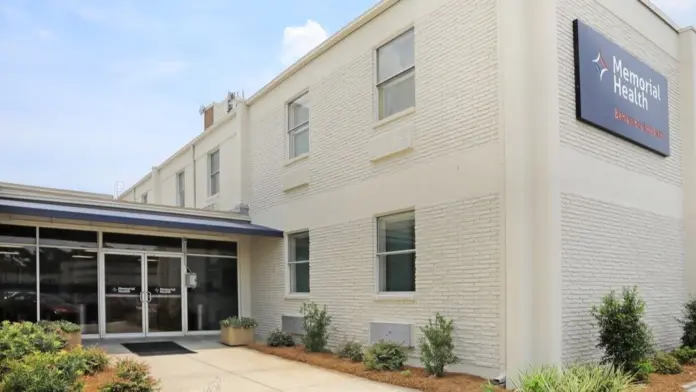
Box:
left=376, top=211, right=415, bottom=292
left=377, top=29, right=415, bottom=120
left=208, top=150, right=220, bottom=196
left=141, top=193, right=148, bottom=204
left=176, top=171, right=185, bottom=207
left=288, top=93, right=310, bottom=159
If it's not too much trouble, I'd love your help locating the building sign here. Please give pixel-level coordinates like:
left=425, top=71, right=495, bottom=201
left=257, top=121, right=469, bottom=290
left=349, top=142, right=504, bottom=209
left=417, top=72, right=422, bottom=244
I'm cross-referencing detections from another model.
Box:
left=153, top=287, right=178, bottom=295
left=107, top=286, right=139, bottom=294
left=573, top=19, right=670, bottom=156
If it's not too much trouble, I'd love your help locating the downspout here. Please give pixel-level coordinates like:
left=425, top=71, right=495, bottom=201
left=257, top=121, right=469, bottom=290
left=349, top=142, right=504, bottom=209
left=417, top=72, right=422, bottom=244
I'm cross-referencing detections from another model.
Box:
left=192, top=143, right=197, bottom=208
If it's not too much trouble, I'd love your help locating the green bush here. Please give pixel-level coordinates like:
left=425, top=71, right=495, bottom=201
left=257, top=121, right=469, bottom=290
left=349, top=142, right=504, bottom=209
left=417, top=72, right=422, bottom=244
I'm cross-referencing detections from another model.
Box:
left=219, top=316, right=258, bottom=329
left=363, top=341, right=408, bottom=371
left=336, top=341, right=363, bottom=362
left=590, top=286, right=653, bottom=379
left=300, top=302, right=332, bottom=353
left=267, top=329, right=295, bottom=347
left=38, top=320, right=81, bottom=334
left=100, top=358, right=160, bottom=392
left=74, top=346, right=110, bottom=375
left=0, top=321, right=66, bottom=374
left=680, top=297, right=696, bottom=348
left=672, top=346, right=696, bottom=365
left=515, top=363, right=640, bottom=392
left=651, top=352, right=682, bottom=375
left=419, top=313, right=459, bottom=377
left=0, top=351, right=83, bottom=392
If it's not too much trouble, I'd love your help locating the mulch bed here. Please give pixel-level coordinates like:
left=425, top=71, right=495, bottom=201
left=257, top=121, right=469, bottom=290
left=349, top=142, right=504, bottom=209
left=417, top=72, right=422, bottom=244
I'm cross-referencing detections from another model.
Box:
left=81, top=367, right=117, bottom=392
left=646, top=364, right=696, bottom=392
left=249, top=345, right=696, bottom=391
left=248, top=344, right=501, bottom=392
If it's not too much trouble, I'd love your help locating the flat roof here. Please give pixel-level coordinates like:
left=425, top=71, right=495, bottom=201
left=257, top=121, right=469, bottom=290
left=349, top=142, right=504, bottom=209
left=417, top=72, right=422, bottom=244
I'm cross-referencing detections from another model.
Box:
left=0, top=197, right=283, bottom=238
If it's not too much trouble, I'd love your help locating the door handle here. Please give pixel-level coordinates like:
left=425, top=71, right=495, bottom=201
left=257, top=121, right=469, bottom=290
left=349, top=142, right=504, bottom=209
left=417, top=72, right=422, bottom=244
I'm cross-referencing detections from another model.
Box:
left=139, top=292, right=145, bottom=303
left=147, top=292, right=152, bottom=302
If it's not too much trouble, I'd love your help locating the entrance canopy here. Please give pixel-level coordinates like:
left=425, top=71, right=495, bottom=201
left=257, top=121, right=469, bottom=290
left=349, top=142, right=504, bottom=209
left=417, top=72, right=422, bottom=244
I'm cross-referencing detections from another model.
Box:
left=0, top=197, right=282, bottom=237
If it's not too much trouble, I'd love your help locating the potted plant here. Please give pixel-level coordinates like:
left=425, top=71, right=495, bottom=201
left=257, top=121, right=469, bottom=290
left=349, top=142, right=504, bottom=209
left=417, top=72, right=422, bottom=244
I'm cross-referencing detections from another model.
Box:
left=220, top=316, right=258, bottom=346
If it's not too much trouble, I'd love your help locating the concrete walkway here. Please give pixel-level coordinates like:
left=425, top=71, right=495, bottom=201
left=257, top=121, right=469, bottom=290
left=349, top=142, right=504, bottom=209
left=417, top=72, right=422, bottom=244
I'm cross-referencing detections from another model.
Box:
left=90, top=338, right=415, bottom=392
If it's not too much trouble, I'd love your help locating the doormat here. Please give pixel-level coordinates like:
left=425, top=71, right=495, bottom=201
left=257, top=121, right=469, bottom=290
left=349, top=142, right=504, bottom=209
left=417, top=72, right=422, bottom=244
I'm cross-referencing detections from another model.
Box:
left=121, top=341, right=195, bottom=357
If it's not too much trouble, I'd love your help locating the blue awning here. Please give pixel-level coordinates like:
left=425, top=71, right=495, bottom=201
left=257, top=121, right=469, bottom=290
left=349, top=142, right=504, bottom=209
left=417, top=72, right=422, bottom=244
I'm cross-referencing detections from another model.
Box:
left=0, top=197, right=283, bottom=237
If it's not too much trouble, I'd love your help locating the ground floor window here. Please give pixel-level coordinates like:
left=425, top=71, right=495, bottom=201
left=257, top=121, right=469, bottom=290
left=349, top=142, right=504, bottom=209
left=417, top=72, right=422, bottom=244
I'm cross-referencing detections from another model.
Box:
left=186, top=255, right=238, bottom=331
left=288, top=232, right=310, bottom=294
left=377, top=211, right=416, bottom=292
left=0, top=245, right=38, bottom=322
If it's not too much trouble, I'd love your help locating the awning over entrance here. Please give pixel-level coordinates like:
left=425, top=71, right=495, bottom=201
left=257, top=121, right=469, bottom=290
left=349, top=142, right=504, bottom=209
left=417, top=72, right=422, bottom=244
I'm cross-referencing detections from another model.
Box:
left=0, top=197, right=283, bottom=237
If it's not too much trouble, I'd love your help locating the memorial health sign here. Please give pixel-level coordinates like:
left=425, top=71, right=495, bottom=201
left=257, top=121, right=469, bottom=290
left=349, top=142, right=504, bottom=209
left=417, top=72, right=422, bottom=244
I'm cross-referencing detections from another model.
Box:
left=573, top=19, right=670, bottom=156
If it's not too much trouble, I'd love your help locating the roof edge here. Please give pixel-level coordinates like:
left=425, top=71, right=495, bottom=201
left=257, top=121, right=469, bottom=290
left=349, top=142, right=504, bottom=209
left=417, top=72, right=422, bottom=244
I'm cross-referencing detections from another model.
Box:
left=638, top=0, right=682, bottom=32
left=245, top=0, right=400, bottom=105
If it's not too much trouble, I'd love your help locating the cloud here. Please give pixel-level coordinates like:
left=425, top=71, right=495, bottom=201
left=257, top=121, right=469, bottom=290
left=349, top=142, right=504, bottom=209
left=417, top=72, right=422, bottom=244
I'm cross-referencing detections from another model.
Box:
left=280, top=19, right=328, bottom=66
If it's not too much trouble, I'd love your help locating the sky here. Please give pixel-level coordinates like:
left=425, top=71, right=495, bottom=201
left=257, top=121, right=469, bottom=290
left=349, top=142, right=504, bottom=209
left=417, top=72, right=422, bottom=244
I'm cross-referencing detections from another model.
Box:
left=0, top=0, right=694, bottom=196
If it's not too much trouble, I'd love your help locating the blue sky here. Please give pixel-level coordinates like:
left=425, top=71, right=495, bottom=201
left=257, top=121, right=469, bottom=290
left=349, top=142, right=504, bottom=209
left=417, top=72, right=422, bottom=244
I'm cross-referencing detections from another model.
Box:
left=0, top=0, right=694, bottom=196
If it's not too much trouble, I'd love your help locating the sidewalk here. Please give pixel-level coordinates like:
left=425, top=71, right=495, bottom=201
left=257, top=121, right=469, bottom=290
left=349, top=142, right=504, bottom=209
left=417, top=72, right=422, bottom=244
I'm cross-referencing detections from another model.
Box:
left=92, top=338, right=417, bottom=392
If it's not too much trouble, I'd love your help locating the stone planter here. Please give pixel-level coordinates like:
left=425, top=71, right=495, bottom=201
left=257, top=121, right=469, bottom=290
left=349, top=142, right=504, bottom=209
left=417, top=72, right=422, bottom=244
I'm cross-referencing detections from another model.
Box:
left=64, top=331, right=82, bottom=349
left=220, top=326, right=255, bottom=346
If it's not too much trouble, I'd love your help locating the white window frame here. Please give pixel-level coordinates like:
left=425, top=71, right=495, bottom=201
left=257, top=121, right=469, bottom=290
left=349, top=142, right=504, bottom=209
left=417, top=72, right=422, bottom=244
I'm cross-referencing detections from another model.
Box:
left=375, top=210, right=416, bottom=297
left=286, top=231, right=310, bottom=297
left=208, top=149, right=220, bottom=197
left=287, top=92, right=310, bottom=160
left=375, top=28, right=415, bottom=121
left=141, top=193, right=148, bottom=204
left=176, top=170, right=185, bottom=207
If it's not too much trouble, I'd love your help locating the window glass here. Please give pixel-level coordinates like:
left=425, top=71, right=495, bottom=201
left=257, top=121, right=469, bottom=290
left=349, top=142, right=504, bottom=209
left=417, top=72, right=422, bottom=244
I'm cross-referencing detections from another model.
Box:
left=0, top=224, right=36, bottom=245
left=103, top=233, right=182, bottom=252
left=379, top=72, right=416, bottom=119
left=288, top=232, right=310, bottom=293
left=186, top=256, right=238, bottom=331
left=290, top=127, right=310, bottom=158
left=377, top=211, right=416, bottom=292
left=186, top=239, right=237, bottom=257
left=210, top=151, right=220, bottom=174
left=38, top=248, right=98, bottom=333
left=0, top=246, right=37, bottom=322
left=177, top=172, right=186, bottom=207
left=289, top=94, right=310, bottom=129
left=377, top=29, right=415, bottom=83
left=39, top=228, right=97, bottom=248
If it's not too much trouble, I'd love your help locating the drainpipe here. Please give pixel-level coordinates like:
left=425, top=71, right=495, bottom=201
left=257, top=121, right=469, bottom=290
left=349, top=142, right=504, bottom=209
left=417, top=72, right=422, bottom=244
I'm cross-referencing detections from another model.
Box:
left=192, top=143, right=197, bottom=208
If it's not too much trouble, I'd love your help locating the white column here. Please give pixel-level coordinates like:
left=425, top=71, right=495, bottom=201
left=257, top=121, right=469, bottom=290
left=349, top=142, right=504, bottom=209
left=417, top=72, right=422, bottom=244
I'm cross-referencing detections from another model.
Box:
left=680, top=29, right=696, bottom=296
left=501, top=0, right=562, bottom=385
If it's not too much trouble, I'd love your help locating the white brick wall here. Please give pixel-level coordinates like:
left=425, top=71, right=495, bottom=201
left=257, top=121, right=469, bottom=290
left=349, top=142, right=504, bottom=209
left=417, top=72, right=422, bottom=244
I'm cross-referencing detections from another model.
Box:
left=249, top=0, right=499, bottom=214
left=250, top=194, right=502, bottom=370
left=557, top=0, right=682, bottom=187
left=561, top=194, right=685, bottom=362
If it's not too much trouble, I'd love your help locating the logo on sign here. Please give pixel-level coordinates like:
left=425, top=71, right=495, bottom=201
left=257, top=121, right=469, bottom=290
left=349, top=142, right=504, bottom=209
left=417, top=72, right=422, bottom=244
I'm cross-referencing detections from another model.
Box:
left=573, top=19, right=670, bottom=156
left=593, top=52, right=609, bottom=81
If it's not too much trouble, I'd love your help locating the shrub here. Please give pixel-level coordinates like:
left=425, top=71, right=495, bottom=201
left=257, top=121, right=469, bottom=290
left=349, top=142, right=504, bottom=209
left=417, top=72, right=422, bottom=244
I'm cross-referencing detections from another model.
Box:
left=38, top=319, right=81, bottom=334
left=419, top=313, right=459, bottom=377
left=100, top=358, right=160, bottom=392
left=680, top=297, right=696, bottom=348
left=300, top=302, right=332, bottom=353
left=0, top=351, right=83, bottom=392
left=651, top=352, right=682, bottom=375
left=515, top=363, right=640, bottom=392
left=336, top=341, right=363, bottom=362
left=0, top=321, right=65, bottom=374
left=363, top=341, right=408, bottom=371
left=77, top=346, right=110, bottom=375
left=590, top=286, right=653, bottom=378
left=219, top=316, right=258, bottom=329
left=672, top=346, right=696, bottom=365
left=267, top=329, right=295, bottom=347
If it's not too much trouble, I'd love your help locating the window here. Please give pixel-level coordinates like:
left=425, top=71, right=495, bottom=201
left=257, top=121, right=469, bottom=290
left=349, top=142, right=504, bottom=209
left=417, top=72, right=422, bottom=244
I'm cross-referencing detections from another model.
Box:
left=288, top=232, right=310, bottom=293
left=208, top=150, right=220, bottom=196
left=141, top=193, right=148, bottom=204
left=288, top=93, right=310, bottom=158
left=377, top=211, right=415, bottom=292
left=377, top=29, right=415, bottom=120
left=176, top=171, right=186, bottom=207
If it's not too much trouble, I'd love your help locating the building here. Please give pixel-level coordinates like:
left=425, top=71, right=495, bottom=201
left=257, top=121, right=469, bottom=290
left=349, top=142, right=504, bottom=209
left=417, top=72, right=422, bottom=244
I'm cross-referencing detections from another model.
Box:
left=3, top=0, right=696, bottom=386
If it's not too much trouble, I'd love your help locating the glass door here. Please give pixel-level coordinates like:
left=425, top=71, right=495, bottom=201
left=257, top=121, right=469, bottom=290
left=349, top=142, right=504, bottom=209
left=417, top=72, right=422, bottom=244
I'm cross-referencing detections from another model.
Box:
left=144, top=255, right=183, bottom=335
left=104, top=253, right=144, bottom=336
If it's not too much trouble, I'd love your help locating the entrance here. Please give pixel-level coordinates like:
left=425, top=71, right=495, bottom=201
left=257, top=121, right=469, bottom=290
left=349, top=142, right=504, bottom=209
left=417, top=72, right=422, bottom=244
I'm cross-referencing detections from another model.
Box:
left=102, top=252, right=183, bottom=337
